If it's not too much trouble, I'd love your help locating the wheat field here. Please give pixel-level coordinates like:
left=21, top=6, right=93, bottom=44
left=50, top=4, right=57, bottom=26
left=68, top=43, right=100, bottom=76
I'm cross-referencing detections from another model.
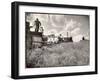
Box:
left=26, top=40, right=89, bottom=68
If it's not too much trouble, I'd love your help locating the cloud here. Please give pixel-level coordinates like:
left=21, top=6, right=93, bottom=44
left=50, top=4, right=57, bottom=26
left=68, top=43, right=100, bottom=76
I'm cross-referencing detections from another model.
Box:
left=84, top=32, right=90, bottom=40
left=44, top=29, right=58, bottom=35
left=65, top=19, right=77, bottom=31
left=59, top=19, right=81, bottom=37
left=71, top=27, right=80, bottom=36
left=72, top=34, right=83, bottom=42
left=26, top=13, right=89, bottom=39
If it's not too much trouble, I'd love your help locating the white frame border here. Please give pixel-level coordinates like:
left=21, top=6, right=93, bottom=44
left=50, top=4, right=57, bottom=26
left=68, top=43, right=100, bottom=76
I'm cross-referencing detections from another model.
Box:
left=19, top=5, right=95, bottom=76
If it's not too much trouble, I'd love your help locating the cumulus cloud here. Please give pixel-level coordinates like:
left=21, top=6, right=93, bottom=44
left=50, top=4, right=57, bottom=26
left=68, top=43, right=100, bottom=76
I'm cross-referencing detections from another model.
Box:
left=72, top=34, right=83, bottom=42
left=65, top=19, right=77, bottom=31
left=26, top=13, right=89, bottom=41
left=71, top=27, right=80, bottom=36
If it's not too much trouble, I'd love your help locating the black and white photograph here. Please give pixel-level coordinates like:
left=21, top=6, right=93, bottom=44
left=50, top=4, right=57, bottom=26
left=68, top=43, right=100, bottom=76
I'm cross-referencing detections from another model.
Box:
left=25, top=13, right=90, bottom=68
left=11, top=1, right=97, bottom=79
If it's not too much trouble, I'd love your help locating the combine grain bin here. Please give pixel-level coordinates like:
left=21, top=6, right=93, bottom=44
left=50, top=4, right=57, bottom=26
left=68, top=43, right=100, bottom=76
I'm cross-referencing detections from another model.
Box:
left=31, top=32, right=43, bottom=48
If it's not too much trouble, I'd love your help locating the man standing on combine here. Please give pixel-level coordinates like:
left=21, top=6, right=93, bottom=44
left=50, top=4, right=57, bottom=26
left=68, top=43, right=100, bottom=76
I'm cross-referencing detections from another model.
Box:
left=34, top=18, right=41, bottom=32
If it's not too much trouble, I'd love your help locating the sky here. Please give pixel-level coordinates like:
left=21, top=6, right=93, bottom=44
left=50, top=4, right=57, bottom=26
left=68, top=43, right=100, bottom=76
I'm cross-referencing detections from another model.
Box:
left=26, top=13, right=90, bottom=41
